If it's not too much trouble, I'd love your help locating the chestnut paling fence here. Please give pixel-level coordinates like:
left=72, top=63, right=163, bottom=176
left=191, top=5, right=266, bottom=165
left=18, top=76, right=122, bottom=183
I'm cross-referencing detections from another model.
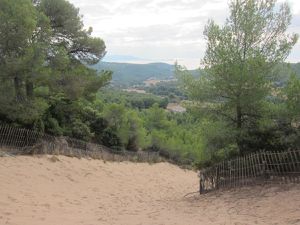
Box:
left=199, top=150, right=300, bottom=194
left=0, top=125, right=159, bottom=162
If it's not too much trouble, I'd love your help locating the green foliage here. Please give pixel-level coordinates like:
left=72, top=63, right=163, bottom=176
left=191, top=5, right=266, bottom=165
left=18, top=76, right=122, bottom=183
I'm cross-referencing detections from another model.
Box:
left=145, top=81, right=187, bottom=103
left=99, top=88, right=168, bottom=109
left=93, top=62, right=174, bottom=86
left=177, top=0, right=298, bottom=159
left=101, top=128, right=123, bottom=148
left=291, top=63, right=300, bottom=79
left=124, top=110, right=149, bottom=151
left=101, top=103, right=149, bottom=151
left=0, top=0, right=37, bottom=56
left=38, top=0, right=106, bottom=64
left=285, top=74, right=300, bottom=117
left=93, top=61, right=202, bottom=87
left=144, top=103, right=172, bottom=131
left=0, top=0, right=111, bottom=140
left=71, top=119, right=93, bottom=142
left=200, top=119, right=237, bottom=159
left=0, top=96, right=49, bottom=125
left=44, top=117, right=63, bottom=136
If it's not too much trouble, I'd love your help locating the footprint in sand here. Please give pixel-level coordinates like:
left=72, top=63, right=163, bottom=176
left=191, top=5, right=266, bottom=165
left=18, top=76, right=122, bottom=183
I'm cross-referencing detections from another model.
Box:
left=41, top=203, right=51, bottom=209
left=66, top=175, right=76, bottom=182
left=7, top=196, right=18, bottom=203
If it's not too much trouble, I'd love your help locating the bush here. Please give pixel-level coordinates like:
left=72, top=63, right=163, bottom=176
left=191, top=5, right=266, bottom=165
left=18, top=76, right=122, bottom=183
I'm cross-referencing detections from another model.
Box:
left=71, top=119, right=93, bottom=141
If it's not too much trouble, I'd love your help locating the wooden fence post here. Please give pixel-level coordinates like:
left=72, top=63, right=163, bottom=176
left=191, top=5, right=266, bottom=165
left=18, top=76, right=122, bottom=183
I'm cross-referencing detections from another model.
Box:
left=199, top=171, right=204, bottom=194
left=216, top=164, right=219, bottom=189
left=228, top=161, right=232, bottom=188
left=262, top=159, right=267, bottom=180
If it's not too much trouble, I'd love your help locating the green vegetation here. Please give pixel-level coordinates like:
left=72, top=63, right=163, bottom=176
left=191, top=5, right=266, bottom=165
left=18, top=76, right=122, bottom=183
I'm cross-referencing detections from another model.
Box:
left=145, top=81, right=187, bottom=102
left=176, top=0, right=299, bottom=167
left=93, top=61, right=200, bottom=87
left=0, top=0, right=299, bottom=168
left=94, top=60, right=299, bottom=88
left=0, top=0, right=111, bottom=136
left=93, top=62, right=174, bottom=86
left=99, top=88, right=169, bottom=109
left=0, top=0, right=205, bottom=166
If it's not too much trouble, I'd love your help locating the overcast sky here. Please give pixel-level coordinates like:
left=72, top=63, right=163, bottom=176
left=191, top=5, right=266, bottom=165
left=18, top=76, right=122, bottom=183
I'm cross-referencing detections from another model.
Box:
left=68, top=0, right=300, bottom=69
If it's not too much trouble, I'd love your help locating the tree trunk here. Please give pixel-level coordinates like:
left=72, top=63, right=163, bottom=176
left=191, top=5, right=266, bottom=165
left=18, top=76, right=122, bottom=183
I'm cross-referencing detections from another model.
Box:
left=236, top=102, right=242, bottom=129
left=236, top=99, right=243, bottom=154
left=14, top=76, right=22, bottom=101
left=26, top=80, right=34, bottom=98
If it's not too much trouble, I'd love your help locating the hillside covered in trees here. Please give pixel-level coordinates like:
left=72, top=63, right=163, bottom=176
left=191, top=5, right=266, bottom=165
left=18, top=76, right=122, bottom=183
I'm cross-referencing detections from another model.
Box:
left=93, top=60, right=300, bottom=88
left=93, top=62, right=175, bottom=86
left=0, top=0, right=299, bottom=168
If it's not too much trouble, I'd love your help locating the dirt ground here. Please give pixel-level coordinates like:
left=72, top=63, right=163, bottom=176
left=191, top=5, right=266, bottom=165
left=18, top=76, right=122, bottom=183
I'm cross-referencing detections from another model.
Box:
left=0, top=155, right=299, bottom=225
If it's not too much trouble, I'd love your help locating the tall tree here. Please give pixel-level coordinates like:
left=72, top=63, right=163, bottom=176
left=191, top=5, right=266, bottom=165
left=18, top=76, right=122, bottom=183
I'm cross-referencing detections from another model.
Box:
left=38, top=0, right=106, bottom=64
left=0, top=0, right=110, bottom=127
left=0, top=0, right=38, bottom=100
left=177, top=0, right=298, bottom=154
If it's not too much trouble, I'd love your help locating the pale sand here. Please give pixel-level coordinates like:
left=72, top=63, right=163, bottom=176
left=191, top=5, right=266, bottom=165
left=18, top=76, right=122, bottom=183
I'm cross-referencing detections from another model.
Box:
left=0, top=155, right=299, bottom=225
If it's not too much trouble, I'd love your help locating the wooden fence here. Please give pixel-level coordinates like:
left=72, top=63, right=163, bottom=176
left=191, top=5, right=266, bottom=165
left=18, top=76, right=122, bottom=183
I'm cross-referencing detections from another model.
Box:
left=199, top=150, right=300, bottom=194
left=0, top=125, right=160, bottom=162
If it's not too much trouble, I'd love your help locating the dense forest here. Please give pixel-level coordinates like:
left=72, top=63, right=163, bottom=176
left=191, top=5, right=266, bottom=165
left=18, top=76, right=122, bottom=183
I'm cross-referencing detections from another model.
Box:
left=93, top=60, right=300, bottom=87
left=0, top=0, right=299, bottom=168
left=93, top=61, right=200, bottom=87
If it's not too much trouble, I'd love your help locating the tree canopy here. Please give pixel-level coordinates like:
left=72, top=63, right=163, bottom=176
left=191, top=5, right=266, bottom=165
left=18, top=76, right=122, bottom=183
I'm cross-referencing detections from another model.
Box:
left=177, top=0, right=298, bottom=157
left=0, top=0, right=111, bottom=127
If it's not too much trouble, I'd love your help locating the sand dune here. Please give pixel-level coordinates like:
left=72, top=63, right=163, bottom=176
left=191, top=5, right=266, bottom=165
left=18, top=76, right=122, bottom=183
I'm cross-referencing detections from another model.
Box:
left=0, top=155, right=299, bottom=225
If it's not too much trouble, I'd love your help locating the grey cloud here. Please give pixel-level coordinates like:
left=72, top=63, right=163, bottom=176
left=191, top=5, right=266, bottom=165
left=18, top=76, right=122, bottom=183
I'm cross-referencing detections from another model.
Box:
left=106, top=23, right=205, bottom=46
left=291, top=15, right=300, bottom=26
left=68, top=0, right=300, bottom=67
left=155, top=0, right=222, bottom=9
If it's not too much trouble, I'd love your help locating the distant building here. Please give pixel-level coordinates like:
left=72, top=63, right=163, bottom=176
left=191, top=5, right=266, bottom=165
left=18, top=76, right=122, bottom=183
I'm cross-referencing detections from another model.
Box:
left=123, top=88, right=146, bottom=94
left=143, top=77, right=178, bottom=87
left=166, top=103, right=186, bottom=113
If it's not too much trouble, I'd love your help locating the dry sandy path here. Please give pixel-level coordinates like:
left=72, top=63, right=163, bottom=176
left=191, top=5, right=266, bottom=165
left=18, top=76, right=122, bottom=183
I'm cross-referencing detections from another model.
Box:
left=0, top=155, right=299, bottom=225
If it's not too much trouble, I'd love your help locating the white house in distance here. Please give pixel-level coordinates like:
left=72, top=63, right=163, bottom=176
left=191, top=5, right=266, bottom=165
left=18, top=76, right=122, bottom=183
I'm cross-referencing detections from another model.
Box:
left=166, top=103, right=186, bottom=113
left=143, top=77, right=177, bottom=87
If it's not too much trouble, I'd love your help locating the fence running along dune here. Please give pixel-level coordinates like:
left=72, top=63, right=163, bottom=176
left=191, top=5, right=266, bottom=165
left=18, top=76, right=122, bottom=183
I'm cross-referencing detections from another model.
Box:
left=199, top=150, right=300, bottom=194
left=0, top=125, right=159, bottom=162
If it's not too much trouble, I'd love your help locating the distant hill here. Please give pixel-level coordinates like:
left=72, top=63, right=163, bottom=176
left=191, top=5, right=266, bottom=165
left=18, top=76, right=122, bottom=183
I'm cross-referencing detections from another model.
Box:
left=93, top=62, right=175, bottom=86
left=274, top=62, right=300, bottom=84
left=291, top=63, right=300, bottom=78
left=92, top=61, right=200, bottom=86
left=102, top=55, right=148, bottom=62
left=92, top=61, right=300, bottom=87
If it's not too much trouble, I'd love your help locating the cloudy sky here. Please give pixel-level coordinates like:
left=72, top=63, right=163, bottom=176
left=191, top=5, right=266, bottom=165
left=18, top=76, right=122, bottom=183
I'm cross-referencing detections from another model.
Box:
left=68, top=0, right=300, bottom=69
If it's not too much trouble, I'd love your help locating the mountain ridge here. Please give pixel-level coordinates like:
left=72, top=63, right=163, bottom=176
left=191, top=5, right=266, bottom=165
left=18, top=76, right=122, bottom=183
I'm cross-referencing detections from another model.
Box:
left=92, top=61, right=300, bottom=87
left=92, top=61, right=200, bottom=86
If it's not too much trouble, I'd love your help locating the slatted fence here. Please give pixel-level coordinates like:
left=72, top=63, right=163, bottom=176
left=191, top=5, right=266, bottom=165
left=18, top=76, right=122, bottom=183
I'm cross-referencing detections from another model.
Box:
left=199, top=150, right=300, bottom=194
left=0, top=125, right=159, bottom=162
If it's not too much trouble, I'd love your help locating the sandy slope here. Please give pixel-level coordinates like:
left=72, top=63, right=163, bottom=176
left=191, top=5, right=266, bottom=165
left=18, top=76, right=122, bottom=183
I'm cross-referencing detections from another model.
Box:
left=0, top=155, right=299, bottom=225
